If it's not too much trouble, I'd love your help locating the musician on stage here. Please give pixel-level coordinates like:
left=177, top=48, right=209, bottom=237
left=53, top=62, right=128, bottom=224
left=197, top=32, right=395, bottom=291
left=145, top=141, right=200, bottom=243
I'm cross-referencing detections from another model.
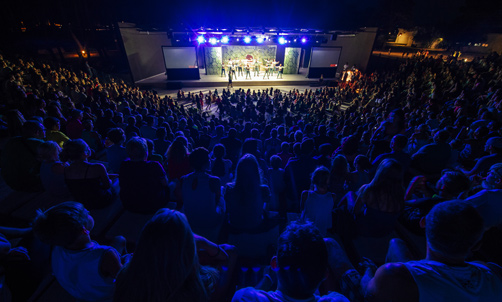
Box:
left=277, top=64, right=284, bottom=79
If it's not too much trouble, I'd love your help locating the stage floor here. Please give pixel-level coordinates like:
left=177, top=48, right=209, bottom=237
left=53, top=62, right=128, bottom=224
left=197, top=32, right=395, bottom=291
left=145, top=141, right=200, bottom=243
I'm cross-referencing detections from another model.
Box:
left=135, top=69, right=335, bottom=89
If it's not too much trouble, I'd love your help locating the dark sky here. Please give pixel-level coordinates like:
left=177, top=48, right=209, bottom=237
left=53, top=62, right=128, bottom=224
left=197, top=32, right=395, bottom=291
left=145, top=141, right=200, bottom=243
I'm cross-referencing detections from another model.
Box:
left=2, top=0, right=501, bottom=33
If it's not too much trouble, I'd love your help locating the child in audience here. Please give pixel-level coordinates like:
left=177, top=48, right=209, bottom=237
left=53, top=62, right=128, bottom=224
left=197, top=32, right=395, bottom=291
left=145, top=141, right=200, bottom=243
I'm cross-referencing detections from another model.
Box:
left=301, top=167, right=335, bottom=236
left=44, top=116, right=69, bottom=148
left=32, top=202, right=127, bottom=302
left=37, top=141, right=71, bottom=198
left=347, top=154, right=371, bottom=192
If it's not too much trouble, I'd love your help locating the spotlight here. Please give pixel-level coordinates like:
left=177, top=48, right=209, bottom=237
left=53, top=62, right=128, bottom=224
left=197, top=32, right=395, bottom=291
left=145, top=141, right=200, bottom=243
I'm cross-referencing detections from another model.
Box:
left=278, top=37, right=286, bottom=45
left=221, top=36, right=229, bottom=44
left=197, top=35, right=205, bottom=43
left=244, top=36, right=251, bottom=43
left=257, top=37, right=264, bottom=43
left=301, top=37, right=307, bottom=44
left=209, top=37, right=218, bottom=45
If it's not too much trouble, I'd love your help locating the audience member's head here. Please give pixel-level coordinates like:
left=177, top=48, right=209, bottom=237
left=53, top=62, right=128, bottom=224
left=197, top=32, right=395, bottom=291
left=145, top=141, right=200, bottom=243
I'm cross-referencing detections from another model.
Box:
left=485, top=137, right=502, bottom=155
left=22, top=120, right=45, bottom=139
left=32, top=202, right=93, bottom=248
left=61, top=139, right=90, bottom=161
left=482, top=163, right=502, bottom=190
left=37, top=140, right=61, bottom=162
left=189, top=147, right=210, bottom=171
left=390, top=134, right=408, bottom=151
left=107, top=128, right=126, bottom=145
left=273, top=221, right=328, bottom=298
left=436, top=170, right=470, bottom=198
left=270, top=155, right=282, bottom=170
left=426, top=200, right=484, bottom=259
left=115, top=209, right=210, bottom=302
left=126, top=137, right=148, bottom=161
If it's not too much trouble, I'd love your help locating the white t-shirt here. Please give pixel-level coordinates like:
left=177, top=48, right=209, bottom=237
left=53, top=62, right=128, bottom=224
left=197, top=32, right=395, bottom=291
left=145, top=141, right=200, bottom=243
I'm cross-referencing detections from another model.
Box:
left=403, top=260, right=502, bottom=302
left=232, top=288, right=349, bottom=302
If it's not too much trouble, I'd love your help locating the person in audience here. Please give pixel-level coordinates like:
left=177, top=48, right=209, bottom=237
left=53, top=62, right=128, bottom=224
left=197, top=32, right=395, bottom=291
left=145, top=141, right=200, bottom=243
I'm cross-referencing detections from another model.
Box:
left=104, top=127, right=128, bottom=174
left=365, top=200, right=502, bottom=302
left=347, top=154, right=371, bottom=193
left=371, top=134, right=411, bottom=177
left=37, top=140, right=71, bottom=198
left=232, top=221, right=349, bottom=302
left=32, top=202, right=127, bottom=302
left=401, top=170, right=471, bottom=234
left=266, top=155, right=286, bottom=213
left=153, top=127, right=171, bottom=157
left=284, top=139, right=318, bottom=212
left=225, top=154, right=270, bottom=231
left=465, top=163, right=502, bottom=230
left=61, top=139, right=115, bottom=209
left=1, top=120, right=45, bottom=192
left=411, top=130, right=452, bottom=176
left=119, top=137, right=169, bottom=214
left=210, top=144, right=233, bottom=185
left=179, top=147, right=224, bottom=237
left=145, top=138, right=163, bottom=163
left=328, top=155, right=350, bottom=204
left=464, top=137, right=502, bottom=177
left=81, top=119, right=104, bottom=155
left=165, top=135, right=192, bottom=181
left=301, top=167, right=335, bottom=236
left=66, top=109, right=84, bottom=139
left=277, top=142, right=292, bottom=168
left=114, top=209, right=231, bottom=302
left=44, top=116, right=69, bottom=148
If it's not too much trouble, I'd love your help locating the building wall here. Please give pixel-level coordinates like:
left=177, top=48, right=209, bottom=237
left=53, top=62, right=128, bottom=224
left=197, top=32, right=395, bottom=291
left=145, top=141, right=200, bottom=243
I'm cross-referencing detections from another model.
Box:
left=118, top=22, right=169, bottom=82
left=324, top=27, right=377, bottom=72
left=487, top=34, right=502, bottom=55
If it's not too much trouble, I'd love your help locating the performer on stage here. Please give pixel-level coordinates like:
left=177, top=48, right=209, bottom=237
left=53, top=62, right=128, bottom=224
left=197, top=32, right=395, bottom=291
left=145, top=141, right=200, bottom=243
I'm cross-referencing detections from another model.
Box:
left=245, top=64, right=252, bottom=79
left=227, top=70, right=233, bottom=89
left=221, top=63, right=226, bottom=77
left=238, top=60, right=243, bottom=77
left=254, top=59, right=260, bottom=77
left=231, top=60, right=237, bottom=79
left=277, top=64, right=284, bottom=79
left=263, top=64, right=270, bottom=79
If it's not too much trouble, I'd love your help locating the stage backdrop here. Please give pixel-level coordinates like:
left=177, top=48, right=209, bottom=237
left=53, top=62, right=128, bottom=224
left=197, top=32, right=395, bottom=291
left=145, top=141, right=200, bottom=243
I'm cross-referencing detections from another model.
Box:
left=204, top=47, right=223, bottom=75
left=284, top=47, right=301, bottom=74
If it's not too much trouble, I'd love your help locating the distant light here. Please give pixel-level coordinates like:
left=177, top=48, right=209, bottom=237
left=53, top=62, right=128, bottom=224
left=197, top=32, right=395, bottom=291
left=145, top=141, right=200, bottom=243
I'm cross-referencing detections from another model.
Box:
left=197, top=35, right=205, bottom=43
left=209, top=37, right=218, bottom=45
left=278, top=37, right=286, bottom=45
left=81, top=50, right=86, bottom=54
left=257, top=37, right=264, bottom=43
left=464, top=59, right=468, bottom=62
left=244, top=36, right=251, bottom=43
left=301, top=37, right=307, bottom=43
left=221, top=36, right=229, bottom=43
left=236, top=38, right=240, bottom=41
left=294, top=39, right=297, bottom=42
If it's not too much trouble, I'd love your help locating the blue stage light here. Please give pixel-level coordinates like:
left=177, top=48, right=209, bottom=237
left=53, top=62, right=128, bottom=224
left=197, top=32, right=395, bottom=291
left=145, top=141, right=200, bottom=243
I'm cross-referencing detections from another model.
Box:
left=257, top=37, right=264, bottom=43
left=209, top=37, right=218, bottom=45
left=221, top=36, right=229, bottom=43
left=301, top=37, right=307, bottom=44
left=244, top=36, right=251, bottom=43
left=278, top=37, right=286, bottom=45
left=197, top=35, right=205, bottom=43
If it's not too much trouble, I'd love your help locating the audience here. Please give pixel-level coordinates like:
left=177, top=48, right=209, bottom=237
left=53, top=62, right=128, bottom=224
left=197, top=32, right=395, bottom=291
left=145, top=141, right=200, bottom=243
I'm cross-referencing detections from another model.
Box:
left=1, top=50, right=502, bottom=301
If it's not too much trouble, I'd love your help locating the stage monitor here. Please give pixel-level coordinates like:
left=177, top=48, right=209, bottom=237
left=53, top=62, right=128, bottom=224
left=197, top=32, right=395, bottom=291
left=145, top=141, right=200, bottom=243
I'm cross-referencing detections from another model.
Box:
left=310, top=47, right=341, bottom=68
left=161, top=46, right=200, bottom=80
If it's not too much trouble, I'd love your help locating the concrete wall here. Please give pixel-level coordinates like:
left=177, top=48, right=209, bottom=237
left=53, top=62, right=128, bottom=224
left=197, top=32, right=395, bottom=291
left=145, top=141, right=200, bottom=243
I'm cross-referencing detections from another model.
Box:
left=487, top=34, right=502, bottom=55
left=118, top=22, right=170, bottom=82
left=324, top=27, right=377, bottom=72
left=395, top=29, right=416, bottom=47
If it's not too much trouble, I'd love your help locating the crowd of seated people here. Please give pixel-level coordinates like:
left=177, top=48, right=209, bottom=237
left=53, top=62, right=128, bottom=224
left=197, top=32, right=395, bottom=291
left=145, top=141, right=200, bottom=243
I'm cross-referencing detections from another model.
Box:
left=1, top=50, right=502, bottom=301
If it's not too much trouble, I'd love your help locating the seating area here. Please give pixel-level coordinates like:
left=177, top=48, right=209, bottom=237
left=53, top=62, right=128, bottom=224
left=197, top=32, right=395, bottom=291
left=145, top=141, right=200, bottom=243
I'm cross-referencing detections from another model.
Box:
left=1, top=50, right=502, bottom=301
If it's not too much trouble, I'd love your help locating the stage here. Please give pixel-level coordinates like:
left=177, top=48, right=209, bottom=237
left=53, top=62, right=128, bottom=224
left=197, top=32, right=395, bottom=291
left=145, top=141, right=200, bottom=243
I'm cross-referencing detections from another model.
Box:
left=135, top=69, right=337, bottom=90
